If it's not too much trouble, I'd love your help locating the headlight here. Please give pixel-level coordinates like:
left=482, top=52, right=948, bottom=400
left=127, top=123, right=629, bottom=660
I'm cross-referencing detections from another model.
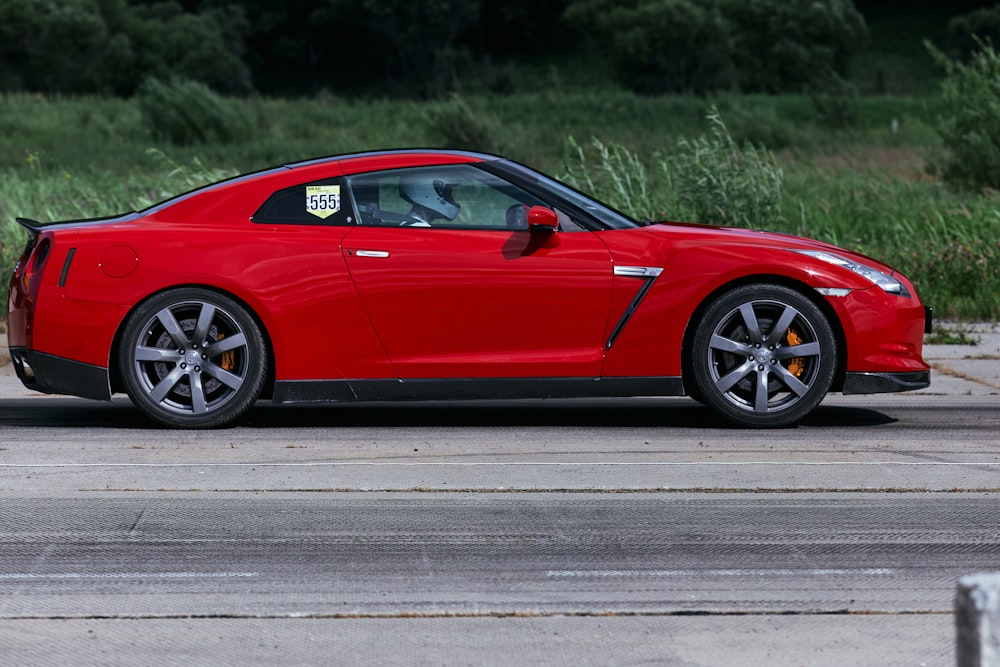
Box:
left=792, top=250, right=910, bottom=297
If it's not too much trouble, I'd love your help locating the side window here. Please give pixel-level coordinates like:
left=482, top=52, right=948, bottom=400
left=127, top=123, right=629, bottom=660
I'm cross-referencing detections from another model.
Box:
left=347, top=164, right=582, bottom=230
left=252, top=178, right=355, bottom=226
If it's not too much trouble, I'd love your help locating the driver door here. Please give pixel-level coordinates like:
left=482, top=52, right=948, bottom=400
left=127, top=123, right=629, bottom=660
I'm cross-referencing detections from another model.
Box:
left=341, top=164, right=614, bottom=379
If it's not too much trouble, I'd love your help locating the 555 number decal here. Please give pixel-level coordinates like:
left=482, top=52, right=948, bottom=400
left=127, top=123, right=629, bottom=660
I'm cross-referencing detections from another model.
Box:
left=306, top=185, right=341, bottom=219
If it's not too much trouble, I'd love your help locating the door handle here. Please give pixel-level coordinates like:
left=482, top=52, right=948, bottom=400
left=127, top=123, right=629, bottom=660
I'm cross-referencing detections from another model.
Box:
left=353, top=250, right=390, bottom=258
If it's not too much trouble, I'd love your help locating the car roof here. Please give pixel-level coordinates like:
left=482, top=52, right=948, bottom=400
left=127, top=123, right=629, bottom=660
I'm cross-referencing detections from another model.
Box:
left=141, top=149, right=500, bottom=217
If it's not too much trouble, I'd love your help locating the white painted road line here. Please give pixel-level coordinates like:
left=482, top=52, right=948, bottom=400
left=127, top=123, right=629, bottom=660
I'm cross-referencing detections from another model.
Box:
left=2, top=461, right=1000, bottom=468
left=0, top=572, right=258, bottom=580
left=547, top=569, right=896, bottom=578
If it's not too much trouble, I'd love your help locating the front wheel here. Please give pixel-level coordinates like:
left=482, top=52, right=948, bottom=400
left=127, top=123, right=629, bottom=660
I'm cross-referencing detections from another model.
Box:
left=689, top=284, right=837, bottom=428
left=119, top=289, right=268, bottom=428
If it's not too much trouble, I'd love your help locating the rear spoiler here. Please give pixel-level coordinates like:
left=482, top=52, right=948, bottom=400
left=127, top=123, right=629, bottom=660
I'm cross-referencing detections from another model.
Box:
left=15, top=213, right=137, bottom=236
left=16, top=217, right=45, bottom=237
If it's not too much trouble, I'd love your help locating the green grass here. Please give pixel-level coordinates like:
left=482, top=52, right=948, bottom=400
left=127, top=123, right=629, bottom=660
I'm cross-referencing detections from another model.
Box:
left=1, top=90, right=998, bottom=322
left=925, top=322, right=981, bottom=346
left=782, top=167, right=999, bottom=320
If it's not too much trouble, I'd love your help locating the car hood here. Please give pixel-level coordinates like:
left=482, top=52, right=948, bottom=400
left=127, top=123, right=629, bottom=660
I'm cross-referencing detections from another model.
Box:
left=646, top=220, right=899, bottom=275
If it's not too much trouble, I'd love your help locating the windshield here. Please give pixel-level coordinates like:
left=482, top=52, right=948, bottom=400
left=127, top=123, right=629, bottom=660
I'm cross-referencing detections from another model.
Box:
left=482, top=160, right=641, bottom=230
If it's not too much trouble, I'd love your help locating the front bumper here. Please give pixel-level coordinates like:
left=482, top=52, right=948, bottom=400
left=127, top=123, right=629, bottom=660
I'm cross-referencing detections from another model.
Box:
left=842, top=370, right=930, bottom=395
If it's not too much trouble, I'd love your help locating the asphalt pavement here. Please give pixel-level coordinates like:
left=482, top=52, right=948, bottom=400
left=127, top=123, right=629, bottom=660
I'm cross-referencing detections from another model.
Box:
left=3, top=323, right=999, bottom=400
left=0, top=324, right=997, bottom=667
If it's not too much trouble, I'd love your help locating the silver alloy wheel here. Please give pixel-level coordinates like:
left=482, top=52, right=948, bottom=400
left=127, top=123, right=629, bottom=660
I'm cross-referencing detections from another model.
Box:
left=690, top=284, right=836, bottom=427
left=120, top=289, right=267, bottom=428
left=706, top=299, right=822, bottom=414
left=133, top=300, right=248, bottom=415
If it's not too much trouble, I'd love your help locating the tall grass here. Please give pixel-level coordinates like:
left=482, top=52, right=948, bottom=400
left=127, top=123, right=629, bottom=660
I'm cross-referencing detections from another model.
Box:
left=1, top=91, right=997, bottom=320
left=563, top=110, right=784, bottom=228
left=785, top=168, right=1000, bottom=319
left=561, top=112, right=998, bottom=321
left=0, top=150, right=237, bottom=279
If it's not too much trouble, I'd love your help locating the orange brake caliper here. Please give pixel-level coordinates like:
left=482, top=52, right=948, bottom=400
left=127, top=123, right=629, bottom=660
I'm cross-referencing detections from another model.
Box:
left=218, top=332, right=235, bottom=372
left=786, top=328, right=805, bottom=377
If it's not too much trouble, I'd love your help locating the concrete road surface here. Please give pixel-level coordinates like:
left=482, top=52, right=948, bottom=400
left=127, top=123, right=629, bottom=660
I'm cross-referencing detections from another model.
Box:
left=0, top=324, right=997, bottom=666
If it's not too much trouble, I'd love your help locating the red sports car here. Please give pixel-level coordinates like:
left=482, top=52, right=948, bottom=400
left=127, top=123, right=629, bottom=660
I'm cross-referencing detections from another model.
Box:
left=7, top=149, right=931, bottom=429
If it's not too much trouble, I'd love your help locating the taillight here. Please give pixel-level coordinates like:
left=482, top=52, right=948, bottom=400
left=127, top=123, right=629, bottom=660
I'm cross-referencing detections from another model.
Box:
left=31, top=237, right=50, bottom=274
left=14, top=234, right=38, bottom=274
left=13, top=235, right=50, bottom=297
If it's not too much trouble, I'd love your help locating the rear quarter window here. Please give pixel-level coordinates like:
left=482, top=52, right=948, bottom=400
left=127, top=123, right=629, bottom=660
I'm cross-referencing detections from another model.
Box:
left=252, top=178, right=355, bottom=226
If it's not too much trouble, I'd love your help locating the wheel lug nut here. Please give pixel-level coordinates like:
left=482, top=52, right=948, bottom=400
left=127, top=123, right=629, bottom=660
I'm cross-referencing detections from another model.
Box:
left=194, top=366, right=201, bottom=372
left=180, top=363, right=187, bottom=369
left=202, top=354, right=208, bottom=360
left=758, top=365, right=764, bottom=371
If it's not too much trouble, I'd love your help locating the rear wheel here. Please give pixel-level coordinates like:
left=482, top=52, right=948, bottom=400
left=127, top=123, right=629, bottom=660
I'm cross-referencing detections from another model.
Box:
left=119, top=288, right=267, bottom=428
left=690, top=284, right=837, bottom=427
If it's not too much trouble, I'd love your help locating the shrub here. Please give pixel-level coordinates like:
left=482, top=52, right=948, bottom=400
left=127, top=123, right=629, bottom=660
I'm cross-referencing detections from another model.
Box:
left=562, top=136, right=664, bottom=220
left=138, top=149, right=239, bottom=207
left=563, top=0, right=733, bottom=94
left=561, top=108, right=784, bottom=227
left=423, top=94, right=505, bottom=154
left=929, top=40, right=1000, bottom=192
left=563, top=0, right=866, bottom=95
left=725, top=0, right=868, bottom=93
left=137, top=77, right=256, bottom=145
left=948, top=4, right=1000, bottom=60
left=0, top=0, right=251, bottom=96
left=664, top=108, right=784, bottom=227
left=809, top=72, right=860, bottom=129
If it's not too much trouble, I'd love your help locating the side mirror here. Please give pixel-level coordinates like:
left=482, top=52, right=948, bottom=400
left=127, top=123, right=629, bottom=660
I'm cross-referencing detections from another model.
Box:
left=527, top=206, right=558, bottom=233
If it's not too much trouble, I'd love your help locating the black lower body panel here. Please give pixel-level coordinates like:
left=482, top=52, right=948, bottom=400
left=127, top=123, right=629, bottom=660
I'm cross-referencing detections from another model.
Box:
left=272, top=376, right=686, bottom=404
left=8, top=347, right=111, bottom=401
left=842, top=370, right=931, bottom=395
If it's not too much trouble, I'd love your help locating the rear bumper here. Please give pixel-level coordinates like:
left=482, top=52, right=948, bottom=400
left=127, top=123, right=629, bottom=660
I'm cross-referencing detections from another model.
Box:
left=8, top=347, right=111, bottom=401
left=842, top=370, right=930, bottom=395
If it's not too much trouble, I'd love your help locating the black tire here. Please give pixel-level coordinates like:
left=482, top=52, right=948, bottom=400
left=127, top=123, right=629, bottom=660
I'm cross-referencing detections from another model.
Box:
left=690, top=284, right=837, bottom=428
left=119, top=288, right=268, bottom=428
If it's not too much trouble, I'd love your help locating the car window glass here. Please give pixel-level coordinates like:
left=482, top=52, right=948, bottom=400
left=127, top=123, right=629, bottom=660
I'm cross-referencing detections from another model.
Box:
left=347, top=164, right=583, bottom=231
left=252, top=178, right=355, bottom=226
left=483, top=160, right=640, bottom=230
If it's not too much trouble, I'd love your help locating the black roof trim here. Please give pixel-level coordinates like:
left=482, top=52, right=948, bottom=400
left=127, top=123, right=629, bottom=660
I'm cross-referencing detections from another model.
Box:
left=282, top=148, right=500, bottom=170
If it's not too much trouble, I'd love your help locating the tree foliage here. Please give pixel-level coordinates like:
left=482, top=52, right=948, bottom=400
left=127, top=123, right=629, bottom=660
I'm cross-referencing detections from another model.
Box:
left=0, top=0, right=250, bottom=95
left=563, top=0, right=867, bottom=94
left=726, top=0, right=868, bottom=93
left=319, top=0, right=480, bottom=97
left=948, top=4, right=1000, bottom=59
left=137, top=77, right=256, bottom=145
left=563, top=0, right=733, bottom=94
left=0, top=0, right=937, bottom=100
left=930, top=39, right=1000, bottom=192
left=0, top=0, right=120, bottom=93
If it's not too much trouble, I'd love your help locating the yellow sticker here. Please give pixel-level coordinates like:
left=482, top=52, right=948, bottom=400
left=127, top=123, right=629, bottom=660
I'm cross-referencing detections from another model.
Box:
left=305, top=185, right=341, bottom=219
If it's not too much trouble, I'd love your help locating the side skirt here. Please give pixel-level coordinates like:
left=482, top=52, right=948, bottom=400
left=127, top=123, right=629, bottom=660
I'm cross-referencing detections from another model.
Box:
left=272, top=377, right=686, bottom=404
